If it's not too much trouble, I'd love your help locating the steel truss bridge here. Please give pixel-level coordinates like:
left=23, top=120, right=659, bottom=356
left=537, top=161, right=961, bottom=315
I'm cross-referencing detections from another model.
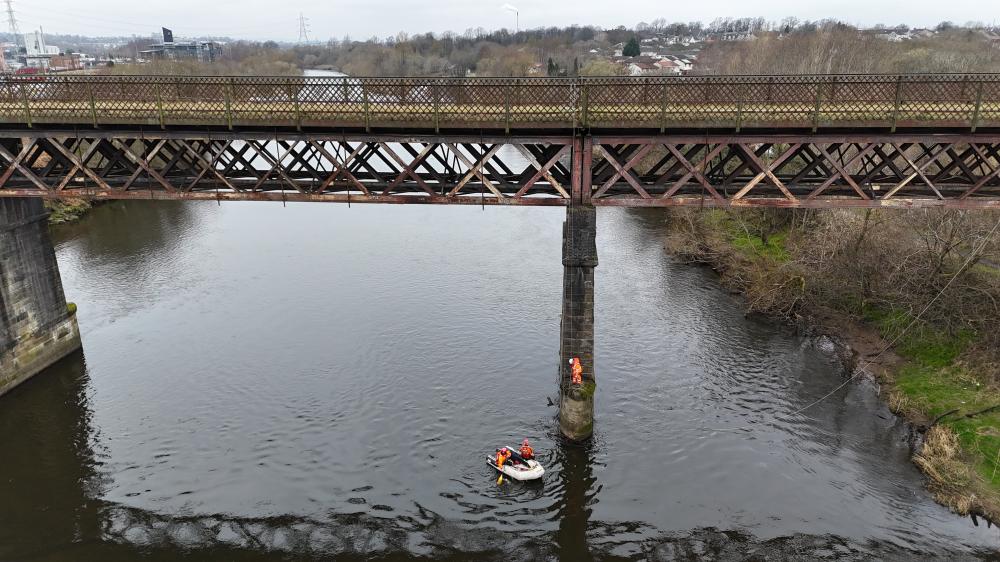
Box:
left=2, top=73, right=1000, bottom=208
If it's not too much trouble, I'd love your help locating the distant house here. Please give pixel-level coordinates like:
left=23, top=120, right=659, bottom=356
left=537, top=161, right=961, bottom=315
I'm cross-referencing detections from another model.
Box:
left=660, top=55, right=694, bottom=73
left=877, top=31, right=907, bottom=42
left=716, top=31, right=755, bottom=42
left=655, top=59, right=682, bottom=75
left=627, top=61, right=659, bottom=75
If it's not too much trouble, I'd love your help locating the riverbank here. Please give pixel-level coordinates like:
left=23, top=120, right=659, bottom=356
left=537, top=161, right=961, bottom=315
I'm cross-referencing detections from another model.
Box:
left=661, top=208, right=1000, bottom=522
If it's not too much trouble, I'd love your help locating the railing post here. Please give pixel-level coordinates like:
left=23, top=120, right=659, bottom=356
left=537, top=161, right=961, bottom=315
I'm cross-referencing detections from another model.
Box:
left=433, top=79, right=440, bottom=134
left=288, top=78, right=301, bottom=131
left=659, top=80, right=668, bottom=133
left=362, top=81, right=370, bottom=133
left=972, top=79, right=984, bottom=133
left=224, top=78, right=233, bottom=130
left=735, top=81, right=744, bottom=133
left=812, top=78, right=823, bottom=132
left=87, top=81, right=98, bottom=128
left=891, top=75, right=903, bottom=133
left=155, top=80, right=165, bottom=129
left=504, top=80, right=511, bottom=134
left=18, top=81, right=32, bottom=128
left=581, top=78, right=590, bottom=129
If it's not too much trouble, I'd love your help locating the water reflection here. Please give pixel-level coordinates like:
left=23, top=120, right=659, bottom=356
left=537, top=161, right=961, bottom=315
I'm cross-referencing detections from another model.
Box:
left=0, top=349, right=102, bottom=560
left=51, top=201, right=206, bottom=331
left=552, top=438, right=597, bottom=561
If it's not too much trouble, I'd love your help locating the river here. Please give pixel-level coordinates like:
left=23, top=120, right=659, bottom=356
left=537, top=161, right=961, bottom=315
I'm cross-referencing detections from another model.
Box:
left=0, top=202, right=997, bottom=560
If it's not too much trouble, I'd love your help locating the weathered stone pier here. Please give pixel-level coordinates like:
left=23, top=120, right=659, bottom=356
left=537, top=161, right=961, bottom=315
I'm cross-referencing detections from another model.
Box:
left=558, top=205, right=597, bottom=441
left=0, top=198, right=81, bottom=396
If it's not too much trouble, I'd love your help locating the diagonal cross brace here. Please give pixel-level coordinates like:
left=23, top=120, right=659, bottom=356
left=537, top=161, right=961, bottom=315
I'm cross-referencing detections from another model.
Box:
left=593, top=144, right=652, bottom=199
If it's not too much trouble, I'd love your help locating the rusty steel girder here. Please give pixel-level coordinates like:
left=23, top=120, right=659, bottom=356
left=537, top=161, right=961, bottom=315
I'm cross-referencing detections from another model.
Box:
left=0, top=132, right=574, bottom=206
left=1, top=131, right=999, bottom=208
left=588, top=134, right=1000, bottom=208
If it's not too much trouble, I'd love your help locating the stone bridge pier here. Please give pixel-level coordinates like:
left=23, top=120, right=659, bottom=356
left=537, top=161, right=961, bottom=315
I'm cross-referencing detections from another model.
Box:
left=558, top=205, right=597, bottom=441
left=0, top=197, right=81, bottom=397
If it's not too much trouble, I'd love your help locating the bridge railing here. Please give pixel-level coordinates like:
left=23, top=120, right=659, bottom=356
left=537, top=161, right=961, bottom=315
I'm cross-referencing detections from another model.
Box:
left=2, top=74, right=999, bottom=130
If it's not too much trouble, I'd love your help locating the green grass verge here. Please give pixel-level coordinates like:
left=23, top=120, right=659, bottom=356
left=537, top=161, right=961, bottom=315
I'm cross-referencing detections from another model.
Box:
left=730, top=230, right=791, bottom=262
left=867, top=305, right=1000, bottom=498
left=863, top=306, right=973, bottom=367
left=897, top=362, right=1000, bottom=491
left=710, top=211, right=792, bottom=263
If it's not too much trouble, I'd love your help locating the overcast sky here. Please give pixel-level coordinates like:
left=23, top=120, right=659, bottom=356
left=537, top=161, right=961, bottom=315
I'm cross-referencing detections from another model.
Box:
left=13, top=0, right=999, bottom=42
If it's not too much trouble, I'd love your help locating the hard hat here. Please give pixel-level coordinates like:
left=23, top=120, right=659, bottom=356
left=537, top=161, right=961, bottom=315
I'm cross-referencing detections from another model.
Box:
left=522, top=438, right=530, bottom=445
left=568, top=358, right=574, bottom=365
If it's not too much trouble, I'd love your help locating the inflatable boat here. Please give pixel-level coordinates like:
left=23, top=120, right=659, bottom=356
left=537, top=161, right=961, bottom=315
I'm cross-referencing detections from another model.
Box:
left=487, top=446, right=545, bottom=481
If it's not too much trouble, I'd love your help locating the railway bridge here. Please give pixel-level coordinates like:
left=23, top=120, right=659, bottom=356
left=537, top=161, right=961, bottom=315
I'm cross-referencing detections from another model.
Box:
left=2, top=73, right=1000, bottom=439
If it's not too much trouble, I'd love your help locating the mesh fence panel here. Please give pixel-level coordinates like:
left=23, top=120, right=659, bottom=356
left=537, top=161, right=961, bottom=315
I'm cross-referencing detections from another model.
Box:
left=3, top=74, right=999, bottom=129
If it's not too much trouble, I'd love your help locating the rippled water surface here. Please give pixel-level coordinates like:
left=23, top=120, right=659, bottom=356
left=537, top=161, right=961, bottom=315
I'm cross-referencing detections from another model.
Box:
left=1, top=201, right=997, bottom=560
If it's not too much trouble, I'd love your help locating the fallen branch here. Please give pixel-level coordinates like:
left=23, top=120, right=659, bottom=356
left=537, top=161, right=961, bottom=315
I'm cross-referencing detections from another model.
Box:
left=928, top=408, right=960, bottom=429
left=962, top=404, right=1000, bottom=420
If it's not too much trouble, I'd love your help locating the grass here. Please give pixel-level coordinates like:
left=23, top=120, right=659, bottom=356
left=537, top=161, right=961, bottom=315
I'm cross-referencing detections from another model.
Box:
left=897, top=361, right=1000, bottom=512
left=864, top=306, right=973, bottom=367
left=866, top=305, right=1000, bottom=515
left=730, top=230, right=791, bottom=262
left=710, top=211, right=792, bottom=262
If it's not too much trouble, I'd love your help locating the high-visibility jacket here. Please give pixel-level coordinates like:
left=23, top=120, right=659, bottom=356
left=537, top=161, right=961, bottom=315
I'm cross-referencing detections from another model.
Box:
left=520, top=445, right=534, bottom=460
left=496, top=450, right=509, bottom=468
left=571, top=360, right=583, bottom=384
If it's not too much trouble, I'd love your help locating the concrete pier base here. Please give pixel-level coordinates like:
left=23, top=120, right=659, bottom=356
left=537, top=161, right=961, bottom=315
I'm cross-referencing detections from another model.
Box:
left=0, top=198, right=81, bottom=397
left=558, top=205, right=597, bottom=441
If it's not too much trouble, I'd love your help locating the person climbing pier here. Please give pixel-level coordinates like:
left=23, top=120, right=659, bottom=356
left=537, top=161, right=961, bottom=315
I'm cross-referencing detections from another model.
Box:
left=570, top=357, right=583, bottom=385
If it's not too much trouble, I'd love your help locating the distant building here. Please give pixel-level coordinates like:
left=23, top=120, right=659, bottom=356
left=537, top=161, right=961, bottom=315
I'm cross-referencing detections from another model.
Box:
left=77, top=53, right=98, bottom=67
left=714, top=31, right=755, bottom=42
left=20, top=30, right=63, bottom=70
left=655, top=59, right=682, bottom=75
left=660, top=54, right=695, bottom=73
left=140, top=28, right=219, bottom=63
left=22, top=30, right=48, bottom=56
left=49, top=54, right=81, bottom=71
left=627, top=61, right=659, bottom=75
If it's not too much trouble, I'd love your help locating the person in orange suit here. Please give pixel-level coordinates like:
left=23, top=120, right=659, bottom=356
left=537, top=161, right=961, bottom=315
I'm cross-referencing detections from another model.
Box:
left=570, top=357, right=583, bottom=385
left=495, top=447, right=510, bottom=469
left=519, top=439, right=534, bottom=461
